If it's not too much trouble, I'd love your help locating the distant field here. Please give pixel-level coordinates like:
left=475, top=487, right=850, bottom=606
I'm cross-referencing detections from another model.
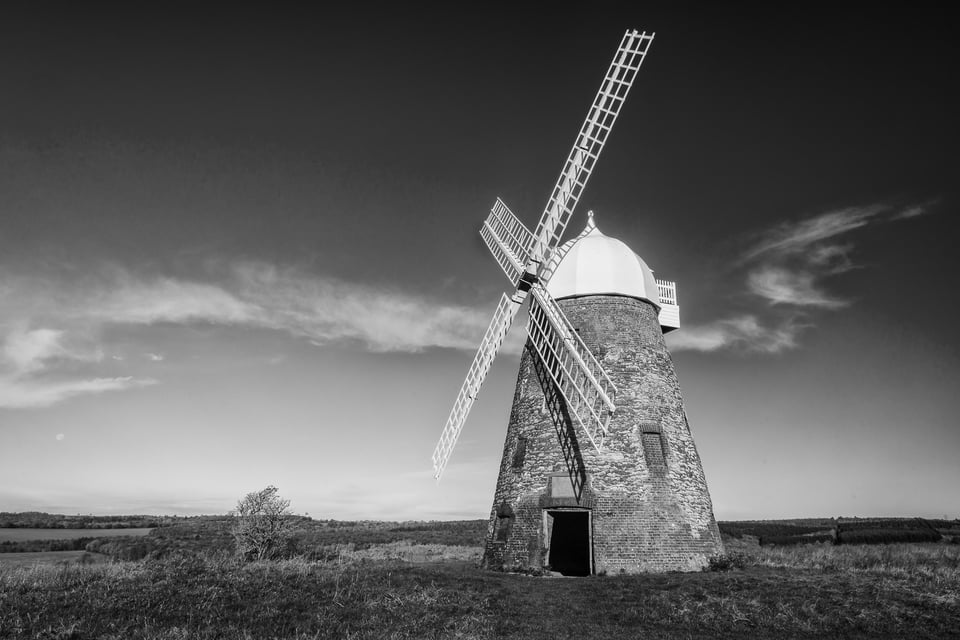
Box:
left=0, top=528, right=153, bottom=542
left=0, top=551, right=108, bottom=567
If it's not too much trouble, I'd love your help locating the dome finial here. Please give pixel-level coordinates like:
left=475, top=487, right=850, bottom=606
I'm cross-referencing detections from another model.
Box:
left=580, top=209, right=597, bottom=237
left=585, top=210, right=599, bottom=234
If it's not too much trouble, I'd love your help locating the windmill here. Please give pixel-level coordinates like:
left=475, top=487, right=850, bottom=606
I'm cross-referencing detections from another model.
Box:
left=432, top=30, right=723, bottom=574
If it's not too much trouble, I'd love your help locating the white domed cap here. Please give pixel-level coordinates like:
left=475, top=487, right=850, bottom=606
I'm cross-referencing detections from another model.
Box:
left=545, top=214, right=660, bottom=307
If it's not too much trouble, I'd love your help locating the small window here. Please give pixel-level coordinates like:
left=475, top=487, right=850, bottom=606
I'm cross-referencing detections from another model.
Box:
left=495, top=502, right=514, bottom=541
left=512, top=436, right=528, bottom=469
left=640, top=422, right=666, bottom=472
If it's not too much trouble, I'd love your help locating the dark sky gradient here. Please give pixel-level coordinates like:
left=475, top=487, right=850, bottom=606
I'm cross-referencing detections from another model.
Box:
left=1, top=3, right=957, bottom=519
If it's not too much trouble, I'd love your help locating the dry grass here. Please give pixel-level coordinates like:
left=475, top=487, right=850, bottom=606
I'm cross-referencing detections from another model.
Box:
left=319, top=541, right=482, bottom=563
left=0, top=551, right=110, bottom=569
left=1, top=541, right=958, bottom=639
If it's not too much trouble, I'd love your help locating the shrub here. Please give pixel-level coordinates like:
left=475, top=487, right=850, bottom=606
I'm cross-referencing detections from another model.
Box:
left=231, top=485, right=295, bottom=561
left=706, top=553, right=748, bottom=571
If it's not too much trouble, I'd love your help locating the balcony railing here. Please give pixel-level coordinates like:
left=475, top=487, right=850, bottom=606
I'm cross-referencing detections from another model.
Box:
left=656, top=279, right=677, bottom=306
left=655, top=279, right=679, bottom=332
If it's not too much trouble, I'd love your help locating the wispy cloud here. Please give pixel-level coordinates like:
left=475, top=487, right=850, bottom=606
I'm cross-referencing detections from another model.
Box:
left=891, top=199, right=938, bottom=220
left=746, top=266, right=849, bottom=309
left=82, top=274, right=258, bottom=326
left=667, top=315, right=805, bottom=354
left=0, top=261, right=509, bottom=408
left=2, top=328, right=70, bottom=374
left=227, top=262, right=500, bottom=353
left=0, top=376, right=156, bottom=409
left=2, top=263, right=501, bottom=354
left=677, top=199, right=934, bottom=355
left=742, top=205, right=886, bottom=262
left=741, top=204, right=909, bottom=310
left=0, top=326, right=137, bottom=409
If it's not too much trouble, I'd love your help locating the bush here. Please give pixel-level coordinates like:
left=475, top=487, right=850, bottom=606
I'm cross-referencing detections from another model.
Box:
left=706, top=553, right=748, bottom=571
left=231, top=486, right=295, bottom=561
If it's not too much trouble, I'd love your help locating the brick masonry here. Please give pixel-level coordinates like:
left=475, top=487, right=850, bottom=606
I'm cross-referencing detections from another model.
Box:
left=482, top=295, right=724, bottom=573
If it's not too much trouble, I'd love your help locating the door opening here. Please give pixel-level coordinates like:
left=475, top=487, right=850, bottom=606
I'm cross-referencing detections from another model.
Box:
left=546, top=510, right=591, bottom=576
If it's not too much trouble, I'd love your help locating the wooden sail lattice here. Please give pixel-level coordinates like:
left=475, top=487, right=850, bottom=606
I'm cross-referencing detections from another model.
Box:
left=431, top=293, right=521, bottom=480
left=528, top=30, right=654, bottom=267
left=432, top=29, right=654, bottom=479
left=480, top=198, right=534, bottom=286
left=526, top=283, right=617, bottom=451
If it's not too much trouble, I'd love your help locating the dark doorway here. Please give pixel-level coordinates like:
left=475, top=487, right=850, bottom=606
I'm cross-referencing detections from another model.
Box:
left=547, top=510, right=591, bottom=576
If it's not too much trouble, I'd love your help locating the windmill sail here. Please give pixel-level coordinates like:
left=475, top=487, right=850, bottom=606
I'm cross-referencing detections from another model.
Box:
left=526, top=283, right=617, bottom=451
left=529, top=352, right=589, bottom=502
left=529, top=30, right=654, bottom=265
left=480, top=198, right=534, bottom=286
left=433, top=30, right=652, bottom=481
left=432, top=293, right=522, bottom=479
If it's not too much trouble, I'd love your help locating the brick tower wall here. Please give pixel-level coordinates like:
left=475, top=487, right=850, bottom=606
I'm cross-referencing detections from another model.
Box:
left=482, top=295, right=723, bottom=573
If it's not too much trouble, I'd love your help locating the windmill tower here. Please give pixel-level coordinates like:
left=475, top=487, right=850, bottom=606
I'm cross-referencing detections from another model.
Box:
left=432, top=30, right=723, bottom=574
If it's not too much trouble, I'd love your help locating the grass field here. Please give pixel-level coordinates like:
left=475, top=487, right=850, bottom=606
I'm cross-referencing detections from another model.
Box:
left=1, top=536, right=958, bottom=639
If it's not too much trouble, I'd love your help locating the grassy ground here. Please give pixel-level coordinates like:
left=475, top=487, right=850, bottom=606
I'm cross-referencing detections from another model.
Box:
left=1, top=540, right=958, bottom=639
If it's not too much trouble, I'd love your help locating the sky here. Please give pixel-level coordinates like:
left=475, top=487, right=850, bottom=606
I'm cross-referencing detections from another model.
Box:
left=1, top=3, right=957, bottom=521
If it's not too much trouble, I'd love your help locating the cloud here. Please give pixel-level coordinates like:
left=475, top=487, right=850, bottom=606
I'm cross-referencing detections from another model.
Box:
left=0, top=376, right=156, bottom=409
left=228, top=262, right=501, bottom=353
left=807, top=243, right=856, bottom=273
left=739, top=205, right=890, bottom=310
left=891, top=200, right=938, bottom=220
left=85, top=276, right=257, bottom=326
left=2, top=263, right=502, bottom=355
left=0, top=261, right=515, bottom=408
left=0, top=326, right=143, bottom=409
left=746, top=266, right=849, bottom=309
left=675, top=200, right=930, bottom=355
left=666, top=315, right=804, bottom=354
left=2, top=328, right=68, bottom=374
left=742, top=205, right=886, bottom=262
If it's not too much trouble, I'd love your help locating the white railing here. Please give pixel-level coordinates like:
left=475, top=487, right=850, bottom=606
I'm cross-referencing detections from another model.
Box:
left=656, top=279, right=676, bottom=306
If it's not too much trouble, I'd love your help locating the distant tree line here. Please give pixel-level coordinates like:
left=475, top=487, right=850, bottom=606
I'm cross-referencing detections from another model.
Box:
left=719, top=517, right=957, bottom=547
left=0, top=537, right=97, bottom=553
left=719, top=522, right=833, bottom=540
left=0, top=512, right=180, bottom=529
